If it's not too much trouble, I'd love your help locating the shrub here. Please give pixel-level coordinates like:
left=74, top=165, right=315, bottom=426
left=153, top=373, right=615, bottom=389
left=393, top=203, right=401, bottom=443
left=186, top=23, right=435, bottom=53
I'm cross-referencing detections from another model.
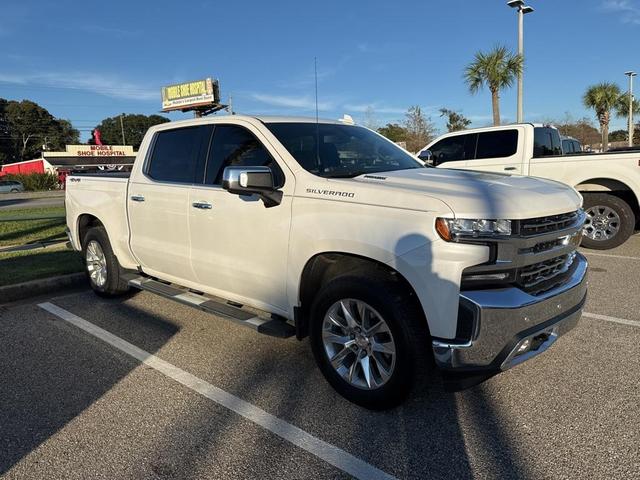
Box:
left=4, top=173, right=60, bottom=191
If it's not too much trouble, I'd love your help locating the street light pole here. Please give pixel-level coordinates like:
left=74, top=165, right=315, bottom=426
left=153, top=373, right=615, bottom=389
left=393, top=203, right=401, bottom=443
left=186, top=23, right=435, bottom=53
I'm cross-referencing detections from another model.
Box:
left=625, top=71, right=636, bottom=147
left=508, top=1, right=534, bottom=123
left=120, top=113, right=126, bottom=145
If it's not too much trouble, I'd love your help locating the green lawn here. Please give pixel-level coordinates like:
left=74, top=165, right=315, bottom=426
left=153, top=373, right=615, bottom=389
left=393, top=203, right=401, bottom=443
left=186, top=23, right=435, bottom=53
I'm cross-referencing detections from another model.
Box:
left=0, top=244, right=84, bottom=286
left=0, top=206, right=66, bottom=247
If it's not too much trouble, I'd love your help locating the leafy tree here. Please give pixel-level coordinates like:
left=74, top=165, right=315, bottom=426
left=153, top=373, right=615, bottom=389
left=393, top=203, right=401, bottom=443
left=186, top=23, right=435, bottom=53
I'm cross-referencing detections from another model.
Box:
left=439, top=108, right=471, bottom=132
left=583, top=82, right=622, bottom=151
left=377, top=123, right=408, bottom=143
left=0, top=99, right=79, bottom=162
left=93, top=114, right=169, bottom=149
left=0, top=99, right=11, bottom=164
left=464, top=46, right=522, bottom=126
left=609, top=129, right=627, bottom=142
left=403, top=106, right=437, bottom=152
left=553, top=114, right=601, bottom=147
left=614, top=91, right=640, bottom=119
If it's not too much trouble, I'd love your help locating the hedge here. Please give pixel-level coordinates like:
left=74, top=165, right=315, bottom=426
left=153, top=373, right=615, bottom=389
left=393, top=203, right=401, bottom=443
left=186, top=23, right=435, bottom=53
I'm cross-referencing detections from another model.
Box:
left=3, top=173, right=60, bottom=191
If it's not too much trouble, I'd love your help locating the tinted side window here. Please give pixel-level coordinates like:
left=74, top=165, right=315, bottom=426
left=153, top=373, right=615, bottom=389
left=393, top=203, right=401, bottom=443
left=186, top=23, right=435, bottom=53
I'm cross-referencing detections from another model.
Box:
left=534, top=128, right=562, bottom=157
left=475, top=130, right=518, bottom=159
left=562, top=139, right=573, bottom=153
left=147, top=126, right=211, bottom=183
left=205, top=125, right=284, bottom=187
left=429, top=134, right=477, bottom=164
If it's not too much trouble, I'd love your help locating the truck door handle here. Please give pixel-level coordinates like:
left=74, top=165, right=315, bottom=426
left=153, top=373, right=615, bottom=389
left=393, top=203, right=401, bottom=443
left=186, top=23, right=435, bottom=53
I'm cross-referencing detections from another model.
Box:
left=130, top=195, right=145, bottom=202
left=504, top=167, right=517, bottom=171
left=192, top=201, right=212, bottom=210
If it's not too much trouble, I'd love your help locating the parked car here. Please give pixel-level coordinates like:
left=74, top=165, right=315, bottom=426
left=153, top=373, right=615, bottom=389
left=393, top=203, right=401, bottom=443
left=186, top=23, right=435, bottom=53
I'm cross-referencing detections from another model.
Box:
left=0, top=180, right=25, bottom=193
left=561, top=135, right=583, bottom=154
left=65, top=115, right=587, bottom=409
left=419, top=123, right=640, bottom=249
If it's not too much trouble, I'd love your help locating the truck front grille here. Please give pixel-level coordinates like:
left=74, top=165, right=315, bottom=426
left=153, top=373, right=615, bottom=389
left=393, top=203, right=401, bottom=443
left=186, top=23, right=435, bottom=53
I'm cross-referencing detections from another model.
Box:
left=517, top=252, right=577, bottom=292
left=519, top=211, right=579, bottom=236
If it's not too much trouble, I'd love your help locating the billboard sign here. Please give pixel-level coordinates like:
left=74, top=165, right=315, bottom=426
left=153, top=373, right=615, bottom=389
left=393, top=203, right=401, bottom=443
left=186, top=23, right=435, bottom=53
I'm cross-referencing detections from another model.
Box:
left=161, top=78, right=219, bottom=112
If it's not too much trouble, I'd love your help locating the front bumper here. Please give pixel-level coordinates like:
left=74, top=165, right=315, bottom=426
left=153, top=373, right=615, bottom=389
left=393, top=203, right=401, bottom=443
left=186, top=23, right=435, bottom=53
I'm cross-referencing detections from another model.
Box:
left=432, top=252, right=587, bottom=372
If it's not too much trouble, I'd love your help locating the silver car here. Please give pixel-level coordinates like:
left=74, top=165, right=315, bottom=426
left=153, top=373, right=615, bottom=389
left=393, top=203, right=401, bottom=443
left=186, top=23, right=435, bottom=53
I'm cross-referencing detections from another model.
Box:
left=0, top=180, right=25, bottom=193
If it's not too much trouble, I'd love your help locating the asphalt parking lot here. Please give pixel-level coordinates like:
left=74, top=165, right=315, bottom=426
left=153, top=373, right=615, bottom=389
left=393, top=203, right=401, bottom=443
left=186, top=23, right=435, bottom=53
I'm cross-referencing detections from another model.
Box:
left=1, top=236, right=639, bottom=480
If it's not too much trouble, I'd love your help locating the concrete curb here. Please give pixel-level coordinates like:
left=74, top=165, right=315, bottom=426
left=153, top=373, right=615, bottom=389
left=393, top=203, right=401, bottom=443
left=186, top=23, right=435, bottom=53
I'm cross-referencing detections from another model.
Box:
left=0, top=272, right=87, bottom=304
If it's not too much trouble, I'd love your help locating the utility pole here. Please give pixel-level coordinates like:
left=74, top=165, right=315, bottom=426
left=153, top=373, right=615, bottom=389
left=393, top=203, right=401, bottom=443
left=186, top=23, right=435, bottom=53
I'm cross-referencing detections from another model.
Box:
left=625, top=71, right=636, bottom=147
left=120, top=113, right=126, bottom=145
left=508, top=1, right=534, bottom=123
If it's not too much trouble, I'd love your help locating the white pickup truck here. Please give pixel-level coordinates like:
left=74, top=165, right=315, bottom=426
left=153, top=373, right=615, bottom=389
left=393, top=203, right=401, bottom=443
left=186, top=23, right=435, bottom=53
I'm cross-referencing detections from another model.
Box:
left=65, top=116, right=587, bottom=409
left=419, top=124, right=640, bottom=249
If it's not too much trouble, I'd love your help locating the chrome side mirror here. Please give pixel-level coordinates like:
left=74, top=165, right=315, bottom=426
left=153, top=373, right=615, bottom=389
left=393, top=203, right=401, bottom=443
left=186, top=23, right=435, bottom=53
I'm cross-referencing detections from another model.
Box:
left=222, top=166, right=282, bottom=208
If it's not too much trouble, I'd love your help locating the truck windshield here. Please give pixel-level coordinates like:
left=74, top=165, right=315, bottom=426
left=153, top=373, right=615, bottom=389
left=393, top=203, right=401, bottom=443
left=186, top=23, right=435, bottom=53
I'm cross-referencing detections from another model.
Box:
left=265, top=122, right=424, bottom=178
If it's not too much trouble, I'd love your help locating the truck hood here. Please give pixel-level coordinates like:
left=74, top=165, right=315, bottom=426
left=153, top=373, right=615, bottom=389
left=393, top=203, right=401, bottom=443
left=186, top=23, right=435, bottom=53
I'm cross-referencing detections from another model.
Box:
left=351, top=168, right=582, bottom=219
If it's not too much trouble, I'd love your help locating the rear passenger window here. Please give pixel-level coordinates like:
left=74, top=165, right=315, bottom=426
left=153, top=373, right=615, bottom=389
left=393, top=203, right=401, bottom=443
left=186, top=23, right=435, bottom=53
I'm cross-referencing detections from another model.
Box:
left=205, top=125, right=284, bottom=187
left=475, top=130, right=518, bottom=159
left=147, top=126, right=212, bottom=183
left=429, top=133, right=477, bottom=164
left=534, top=127, right=562, bottom=157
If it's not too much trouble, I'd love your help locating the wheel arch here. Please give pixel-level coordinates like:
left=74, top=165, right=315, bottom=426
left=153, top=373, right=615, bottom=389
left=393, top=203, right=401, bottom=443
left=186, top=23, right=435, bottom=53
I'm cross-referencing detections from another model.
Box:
left=76, top=214, right=105, bottom=248
left=576, top=178, right=639, bottom=219
left=295, top=252, right=427, bottom=339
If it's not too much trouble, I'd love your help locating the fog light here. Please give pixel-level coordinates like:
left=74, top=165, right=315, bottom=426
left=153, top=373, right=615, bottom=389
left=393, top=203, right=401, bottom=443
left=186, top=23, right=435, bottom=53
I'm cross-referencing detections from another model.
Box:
left=516, top=338, right=531, bottom=354
left=463, top=272, right=509, bottom=282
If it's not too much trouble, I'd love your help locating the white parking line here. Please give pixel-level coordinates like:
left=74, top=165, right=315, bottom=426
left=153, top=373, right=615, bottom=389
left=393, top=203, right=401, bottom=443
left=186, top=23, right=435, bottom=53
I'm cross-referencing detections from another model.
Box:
left=580, top=251, right=640, bottom=260
left=37, top=302, right=396, bottom=480
left=583, top=312, right=640, bottom=328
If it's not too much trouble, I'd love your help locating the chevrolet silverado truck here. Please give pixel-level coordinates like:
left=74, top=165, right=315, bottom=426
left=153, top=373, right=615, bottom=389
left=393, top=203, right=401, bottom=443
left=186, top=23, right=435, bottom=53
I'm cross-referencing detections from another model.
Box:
left=65, top=116, right=588, bottom=409
left=418, top=124, right=640, bottom=249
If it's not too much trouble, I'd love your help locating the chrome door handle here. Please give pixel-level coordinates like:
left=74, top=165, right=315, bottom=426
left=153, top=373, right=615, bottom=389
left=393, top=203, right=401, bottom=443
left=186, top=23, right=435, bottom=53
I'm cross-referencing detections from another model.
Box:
left=504, top=167, right=517, bottom=171
left=192, top=201, right=212, bottom=210
left=130, top=195, right=145, bottom=202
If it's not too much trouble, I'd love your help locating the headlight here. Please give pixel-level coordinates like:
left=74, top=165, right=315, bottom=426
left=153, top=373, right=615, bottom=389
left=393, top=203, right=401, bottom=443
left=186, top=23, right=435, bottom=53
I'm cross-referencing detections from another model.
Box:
left=436, top=217, right=511, bottom=242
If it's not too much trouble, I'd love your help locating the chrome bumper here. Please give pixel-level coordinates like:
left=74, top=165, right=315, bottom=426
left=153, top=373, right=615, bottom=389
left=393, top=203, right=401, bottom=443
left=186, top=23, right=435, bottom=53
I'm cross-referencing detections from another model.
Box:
left=433, top=253, right=588, bottom=371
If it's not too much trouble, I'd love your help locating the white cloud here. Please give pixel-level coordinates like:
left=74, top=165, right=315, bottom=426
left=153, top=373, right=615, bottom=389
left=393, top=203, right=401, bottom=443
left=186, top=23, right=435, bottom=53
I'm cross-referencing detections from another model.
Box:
left=602, top=0, right=640, bottom=25
left=250, top=93, right=334, bottom=111
left=343, top=103, right=407, bottom=115
left=0, top=72, right=158, bottom=101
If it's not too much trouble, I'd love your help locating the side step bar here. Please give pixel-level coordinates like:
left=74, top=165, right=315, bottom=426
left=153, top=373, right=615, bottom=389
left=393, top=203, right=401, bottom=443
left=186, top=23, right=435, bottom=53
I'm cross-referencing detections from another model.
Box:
left=127, top=276, right=295, bottom=339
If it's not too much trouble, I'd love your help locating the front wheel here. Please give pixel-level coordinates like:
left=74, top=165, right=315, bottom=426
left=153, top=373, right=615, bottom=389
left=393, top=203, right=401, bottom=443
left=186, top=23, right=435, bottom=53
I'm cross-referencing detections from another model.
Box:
left=581, top=193, right=635, bottom=250
left=309, top=275, right=430, bottom=410
left=82, top=227, right=130, bottom=296
left=10, top=188, right=19, bottom=193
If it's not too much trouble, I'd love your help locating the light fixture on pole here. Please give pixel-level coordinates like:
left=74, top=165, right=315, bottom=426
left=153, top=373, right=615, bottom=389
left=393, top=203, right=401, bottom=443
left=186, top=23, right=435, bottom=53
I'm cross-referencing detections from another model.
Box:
left=625, top=71, right=636, bottom=147
left=508, top=0, right=534, bottom=123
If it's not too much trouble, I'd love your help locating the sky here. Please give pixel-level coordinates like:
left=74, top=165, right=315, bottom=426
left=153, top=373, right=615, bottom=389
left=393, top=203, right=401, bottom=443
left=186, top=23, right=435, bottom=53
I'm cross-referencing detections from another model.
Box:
left=1, top=0, right=638, bottom=141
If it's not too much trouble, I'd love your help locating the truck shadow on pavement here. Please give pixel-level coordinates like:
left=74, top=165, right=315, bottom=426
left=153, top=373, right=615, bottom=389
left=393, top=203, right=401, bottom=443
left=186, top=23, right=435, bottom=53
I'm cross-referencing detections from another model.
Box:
left=0, top=298, right=179, bottom=476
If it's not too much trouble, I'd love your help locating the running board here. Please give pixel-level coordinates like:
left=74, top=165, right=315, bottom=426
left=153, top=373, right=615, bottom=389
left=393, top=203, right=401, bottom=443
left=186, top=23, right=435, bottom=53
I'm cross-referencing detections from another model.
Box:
left=127, top=276, right=295, bottom=338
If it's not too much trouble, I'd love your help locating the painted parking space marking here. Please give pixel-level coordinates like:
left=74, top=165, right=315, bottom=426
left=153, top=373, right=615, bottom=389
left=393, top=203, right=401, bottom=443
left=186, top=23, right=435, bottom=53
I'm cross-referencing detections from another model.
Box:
left=583, top=312, right=640, bottom=328
left=37, top=302, right=396, bottom=480
left=580, top=251, right=640, bottom=261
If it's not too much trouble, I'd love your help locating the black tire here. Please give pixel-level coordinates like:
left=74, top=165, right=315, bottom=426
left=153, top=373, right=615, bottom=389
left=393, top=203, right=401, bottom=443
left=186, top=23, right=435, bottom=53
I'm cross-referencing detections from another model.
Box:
left=10, top=189, right=19, bottom=193
left=581, top=193, right=635, bottom=250
left=309, top=275, right=431, bottom=410
left=82, top=226, right=130, bottom=296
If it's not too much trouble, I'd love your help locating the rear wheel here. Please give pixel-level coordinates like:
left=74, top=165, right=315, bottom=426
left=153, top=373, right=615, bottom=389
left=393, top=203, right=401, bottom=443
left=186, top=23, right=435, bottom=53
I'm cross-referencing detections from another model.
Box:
left=309, top=275, right=430, bottom=410
left=10, top=188, right=19, bottom=193
left=82, top=227, right=130, bottom=296
left=581, top=193, right=635, bottom=250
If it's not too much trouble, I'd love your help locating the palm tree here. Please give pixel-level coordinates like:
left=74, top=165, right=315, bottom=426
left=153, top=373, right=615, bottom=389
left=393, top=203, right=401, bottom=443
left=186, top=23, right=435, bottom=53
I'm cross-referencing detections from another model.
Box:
left=614, top=92, right=640, bottom=144
left=583, top=82, right=622, bottom=151
left=464, top=46, right=523, bottom=126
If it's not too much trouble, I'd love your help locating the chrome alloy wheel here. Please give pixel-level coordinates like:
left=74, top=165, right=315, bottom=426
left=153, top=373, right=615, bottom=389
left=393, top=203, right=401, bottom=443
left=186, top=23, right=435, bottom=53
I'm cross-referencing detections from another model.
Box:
left=584, top=205, right=620, bottom=241
left=86, top=240, right=107, bottom=288
left=322, top=299, right=396, bottom=390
